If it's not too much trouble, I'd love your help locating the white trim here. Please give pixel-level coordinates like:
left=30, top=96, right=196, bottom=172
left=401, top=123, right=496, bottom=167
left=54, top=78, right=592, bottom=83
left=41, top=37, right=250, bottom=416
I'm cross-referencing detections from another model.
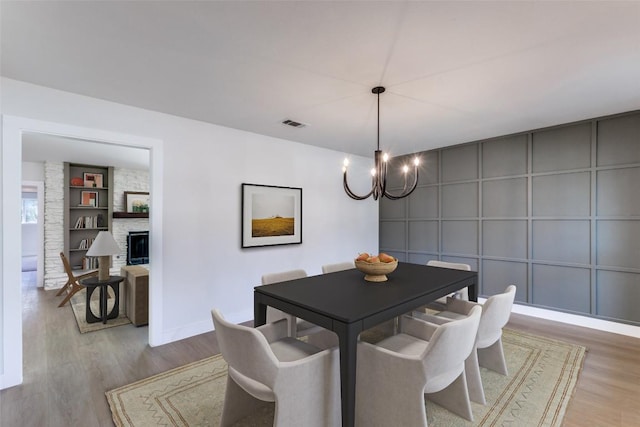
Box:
left=1, top=115, right=164, bottom=390
left=510, top=302, right=640, bottom=339
left=480, top=296, right=640, bottom=339
left=22, top=180, right=45, bottom=287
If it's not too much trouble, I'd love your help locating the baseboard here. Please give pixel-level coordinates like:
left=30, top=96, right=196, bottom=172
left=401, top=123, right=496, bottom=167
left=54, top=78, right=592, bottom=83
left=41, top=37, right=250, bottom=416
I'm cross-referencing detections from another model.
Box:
left=0, top=370, right=22, bottom=390
left=508, top=301, right=640, bottom=339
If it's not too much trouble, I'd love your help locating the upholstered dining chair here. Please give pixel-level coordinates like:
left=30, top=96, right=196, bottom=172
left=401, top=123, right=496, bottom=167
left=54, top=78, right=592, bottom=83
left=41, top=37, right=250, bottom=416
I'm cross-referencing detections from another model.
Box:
left=355, top=305, right=482, bottom=426
left=211, top=309, right=340, bottom=427
left=261, top=269, right=324, bottom=338
left=56, top=252, right=98, bottom=307
left=321, top=261, right=355, bottom=274
left=426, top=260, right=472, bottom=308
left=413, top=285, right=517, bottom=404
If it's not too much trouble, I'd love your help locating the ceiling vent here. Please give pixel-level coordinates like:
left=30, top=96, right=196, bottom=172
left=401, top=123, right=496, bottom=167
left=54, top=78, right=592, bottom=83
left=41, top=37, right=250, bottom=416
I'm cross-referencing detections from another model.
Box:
left=281, top=119, right=307, bottom=128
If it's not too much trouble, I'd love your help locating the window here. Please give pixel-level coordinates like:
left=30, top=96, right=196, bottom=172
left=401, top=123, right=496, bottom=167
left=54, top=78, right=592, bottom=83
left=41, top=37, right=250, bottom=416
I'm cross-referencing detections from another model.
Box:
left=22, top=194, right=38, bottom=224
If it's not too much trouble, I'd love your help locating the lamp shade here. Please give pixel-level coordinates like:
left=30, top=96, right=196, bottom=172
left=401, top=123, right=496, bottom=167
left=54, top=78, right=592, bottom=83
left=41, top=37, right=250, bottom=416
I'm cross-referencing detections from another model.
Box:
left=86, top=231, right=121, bottom=256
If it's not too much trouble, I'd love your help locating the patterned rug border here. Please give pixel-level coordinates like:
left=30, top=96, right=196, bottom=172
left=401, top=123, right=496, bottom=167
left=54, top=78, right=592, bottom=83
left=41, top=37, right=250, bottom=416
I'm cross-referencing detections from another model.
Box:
left=106, top=329, right=586, bottom=427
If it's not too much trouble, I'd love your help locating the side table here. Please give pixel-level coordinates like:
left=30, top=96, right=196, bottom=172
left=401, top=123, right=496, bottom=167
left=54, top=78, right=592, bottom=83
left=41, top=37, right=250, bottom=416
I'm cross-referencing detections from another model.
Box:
left=82, top=275, right=124, bottom=324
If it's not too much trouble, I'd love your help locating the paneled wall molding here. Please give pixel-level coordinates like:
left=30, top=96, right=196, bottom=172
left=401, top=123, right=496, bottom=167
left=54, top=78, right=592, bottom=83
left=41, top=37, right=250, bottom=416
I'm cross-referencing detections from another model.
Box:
left=380, top=109, right=640, bottom=326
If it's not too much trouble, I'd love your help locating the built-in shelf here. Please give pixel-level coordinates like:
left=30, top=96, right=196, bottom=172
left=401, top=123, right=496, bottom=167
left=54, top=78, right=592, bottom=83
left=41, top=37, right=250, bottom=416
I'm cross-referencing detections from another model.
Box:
left=113, top=212, right=149, bottom=218
left=64, top=162, right=114, bottom=270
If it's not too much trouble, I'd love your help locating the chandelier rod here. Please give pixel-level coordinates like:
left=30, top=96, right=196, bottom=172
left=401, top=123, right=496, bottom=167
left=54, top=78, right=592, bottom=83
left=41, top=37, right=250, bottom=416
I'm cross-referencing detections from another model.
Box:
left=342, top=86, right=420, bottom=201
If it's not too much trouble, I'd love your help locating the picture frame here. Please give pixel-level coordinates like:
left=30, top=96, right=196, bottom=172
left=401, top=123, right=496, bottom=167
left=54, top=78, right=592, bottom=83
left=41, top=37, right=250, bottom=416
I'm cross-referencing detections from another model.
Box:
left=80, top=191, right=98, bottom=207
left=83, top=172, right=103, bottom=188
left=242, top=183, right=302, bottom=248
left=125, top=191, right=150, bottom=213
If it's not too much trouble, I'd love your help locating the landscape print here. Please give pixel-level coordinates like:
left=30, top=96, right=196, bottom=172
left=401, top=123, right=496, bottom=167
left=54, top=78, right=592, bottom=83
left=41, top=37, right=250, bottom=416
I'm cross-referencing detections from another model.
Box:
left=251, top=193, right=295, bottom=237
left=242, top=183, right=302, bottom=248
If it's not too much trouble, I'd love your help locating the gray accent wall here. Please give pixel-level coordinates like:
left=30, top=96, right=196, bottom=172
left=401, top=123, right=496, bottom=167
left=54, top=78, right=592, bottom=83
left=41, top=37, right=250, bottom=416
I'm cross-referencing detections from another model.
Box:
left=380, top=110, right=640, bottom=326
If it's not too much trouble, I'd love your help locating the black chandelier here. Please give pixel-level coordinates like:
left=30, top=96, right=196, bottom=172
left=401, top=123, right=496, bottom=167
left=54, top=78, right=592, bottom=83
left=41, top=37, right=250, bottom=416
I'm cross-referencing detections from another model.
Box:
left=343, top=86, right=420, bottom=201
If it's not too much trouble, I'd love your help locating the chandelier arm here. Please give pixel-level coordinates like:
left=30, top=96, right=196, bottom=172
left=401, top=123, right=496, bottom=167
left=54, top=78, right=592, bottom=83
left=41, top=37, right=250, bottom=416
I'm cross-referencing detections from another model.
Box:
left=343, top=171, right=375, bottom=200
left=383, top=166, right=419, bottom=200
left=342, top=85, right=420, bottom=201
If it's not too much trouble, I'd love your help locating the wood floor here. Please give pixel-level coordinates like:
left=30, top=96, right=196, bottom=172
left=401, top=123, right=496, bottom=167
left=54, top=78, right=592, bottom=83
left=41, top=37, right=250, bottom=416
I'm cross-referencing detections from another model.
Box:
left=2, top=274, right=639, bottom=426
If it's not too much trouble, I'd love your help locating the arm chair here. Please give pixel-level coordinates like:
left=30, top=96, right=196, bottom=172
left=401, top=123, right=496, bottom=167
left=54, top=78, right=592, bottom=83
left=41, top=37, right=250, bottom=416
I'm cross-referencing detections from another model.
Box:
left=412, top=285, right=517, bottom=405
left=355, top=305, right=482, bottom=426
left=211, top=309, right=340, bottom=427
left=261, top=269, right=324, bottom=338
left=56, top=252, right=98, bottom=307
left=321, top=261, right=355, bottom=274
left=427, top=260, right=472, bottom=305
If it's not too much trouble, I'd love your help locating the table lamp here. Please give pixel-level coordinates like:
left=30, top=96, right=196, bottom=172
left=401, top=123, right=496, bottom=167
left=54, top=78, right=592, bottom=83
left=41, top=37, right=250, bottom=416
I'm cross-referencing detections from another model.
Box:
left=86, top=231, right=121, bottom=281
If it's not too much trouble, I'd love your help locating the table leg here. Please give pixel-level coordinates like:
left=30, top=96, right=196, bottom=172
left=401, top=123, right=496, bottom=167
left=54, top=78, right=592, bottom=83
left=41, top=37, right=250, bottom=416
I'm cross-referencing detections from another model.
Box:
left=100, top=285, right=108, bottom=324
left=86, top=286, right=101, bottom=323
left=106, top=283, right=120, bottom=320
left=254, top=297, right=267, bottom=327
left=468, top=280, right=478, bottom=302
left=335, top=322, right=360, bottom=427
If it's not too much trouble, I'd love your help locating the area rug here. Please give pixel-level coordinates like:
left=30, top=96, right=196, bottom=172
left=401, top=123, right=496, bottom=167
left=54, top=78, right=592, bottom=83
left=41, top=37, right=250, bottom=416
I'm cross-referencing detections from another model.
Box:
left=70, top=287, right=131, bottom=333
left=106, top=329, right=585, bottom=426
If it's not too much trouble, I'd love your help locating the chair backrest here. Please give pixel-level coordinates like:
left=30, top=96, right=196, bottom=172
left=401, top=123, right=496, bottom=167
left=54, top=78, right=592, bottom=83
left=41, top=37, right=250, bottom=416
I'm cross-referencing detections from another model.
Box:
left=422, top=305, right=481, bottom=385
left=211, top=309, right=279, bottom=387
left=477, top=285, right=516, bottom=348
left=426, top=260, right=471, bottom=271
left=321, top=261, right=355, bottom=274
left=261, top=269, right=307, bottom=285
left=60, top=252, right=75, bottom=279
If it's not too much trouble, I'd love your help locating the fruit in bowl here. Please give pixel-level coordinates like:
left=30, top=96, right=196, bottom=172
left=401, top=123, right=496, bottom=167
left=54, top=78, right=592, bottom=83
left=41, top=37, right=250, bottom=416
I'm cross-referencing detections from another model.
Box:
left=354, top=252, right=398, bottom=282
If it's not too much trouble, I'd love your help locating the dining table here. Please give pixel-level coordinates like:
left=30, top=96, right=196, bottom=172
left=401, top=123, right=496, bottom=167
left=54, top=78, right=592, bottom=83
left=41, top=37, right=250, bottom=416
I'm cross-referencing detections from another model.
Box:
left=253, top=261, right=478, bottom=427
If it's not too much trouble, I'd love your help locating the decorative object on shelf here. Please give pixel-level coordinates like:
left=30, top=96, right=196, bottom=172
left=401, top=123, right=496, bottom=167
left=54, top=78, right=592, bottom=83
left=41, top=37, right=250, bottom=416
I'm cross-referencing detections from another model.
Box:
left=241, top=183, right=302, bottom=248
left=125, top=191, right=149, bottom=213
left=70, top=177, right=84, bottom=186
left=83, top=172, right=103, bottom=188
left=80, top=191, right=98, bottom=207
left=354, top=252, right=398, bottom=282
left=86, top=231, right=121, bottom=281
left=343, top=86, right=420, bottom=201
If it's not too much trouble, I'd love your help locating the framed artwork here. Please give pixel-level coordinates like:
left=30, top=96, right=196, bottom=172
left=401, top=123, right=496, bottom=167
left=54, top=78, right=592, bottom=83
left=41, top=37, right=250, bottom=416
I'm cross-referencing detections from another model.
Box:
left=242, top=183, right=302, bottom=248
left=80, top=191, right=98, bottom=207
left=125, top=191, right=150, bottom=213
left=83, top=172, right=103, bottom=188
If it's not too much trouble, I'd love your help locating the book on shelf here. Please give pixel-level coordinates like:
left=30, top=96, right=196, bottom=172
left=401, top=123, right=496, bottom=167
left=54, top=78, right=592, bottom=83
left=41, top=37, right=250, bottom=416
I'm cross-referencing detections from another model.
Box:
left=74, top=216, right=84, bottom=228
left=77, top=237, right=95, bottom=249
left=82, top=256, right=98, bottom=269
left=73, top=215, right=101, bottom=229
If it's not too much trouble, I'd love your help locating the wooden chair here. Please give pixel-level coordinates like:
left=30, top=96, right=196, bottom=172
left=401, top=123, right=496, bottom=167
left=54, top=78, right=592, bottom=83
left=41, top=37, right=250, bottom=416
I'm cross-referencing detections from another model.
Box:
left=56, top=252, right=98, bottom=307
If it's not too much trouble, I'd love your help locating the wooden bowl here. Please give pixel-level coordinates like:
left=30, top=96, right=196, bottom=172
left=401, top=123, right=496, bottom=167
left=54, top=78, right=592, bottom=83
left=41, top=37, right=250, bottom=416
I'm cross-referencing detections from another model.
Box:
left=354, top=259, right=398, bottom=282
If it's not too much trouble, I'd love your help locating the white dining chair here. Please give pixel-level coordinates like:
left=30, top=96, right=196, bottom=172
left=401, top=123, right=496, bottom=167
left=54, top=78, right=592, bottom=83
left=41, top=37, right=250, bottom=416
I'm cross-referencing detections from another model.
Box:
left=355, top=305, right=482, bottom=426
left=212, top=309, right=340, bottom=427
left=321, top=261, right=355, bottom=274
left=261, top=269, right=324, bottom=338
left=426, top=260, right=472, bottom=308
left=412, top=285, right=517, bottom=404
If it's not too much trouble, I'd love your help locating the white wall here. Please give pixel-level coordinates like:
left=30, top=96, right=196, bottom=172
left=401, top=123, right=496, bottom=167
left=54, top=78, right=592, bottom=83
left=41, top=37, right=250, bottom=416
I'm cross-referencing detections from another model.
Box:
left=0, top=78, right=378, bottom=388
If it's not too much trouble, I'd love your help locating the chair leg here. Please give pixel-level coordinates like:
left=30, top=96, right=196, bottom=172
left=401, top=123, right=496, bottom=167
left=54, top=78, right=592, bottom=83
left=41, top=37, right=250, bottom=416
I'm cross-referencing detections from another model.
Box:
left=426, top=372, right=474, bottom=421
left=57, top=283, right=84, bottom=307
left=55, top=280, right=72, bottom=296
left=465, top=348, right=486, bottom=405
left=478, top=338, right=508, bottom=376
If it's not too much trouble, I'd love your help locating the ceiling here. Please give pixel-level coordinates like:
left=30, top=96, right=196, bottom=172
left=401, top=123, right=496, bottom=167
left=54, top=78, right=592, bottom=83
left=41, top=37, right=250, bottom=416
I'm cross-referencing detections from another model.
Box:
left=21, top=132, right=150, bottom=171
left=2, top=1, right=640, bottom=161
